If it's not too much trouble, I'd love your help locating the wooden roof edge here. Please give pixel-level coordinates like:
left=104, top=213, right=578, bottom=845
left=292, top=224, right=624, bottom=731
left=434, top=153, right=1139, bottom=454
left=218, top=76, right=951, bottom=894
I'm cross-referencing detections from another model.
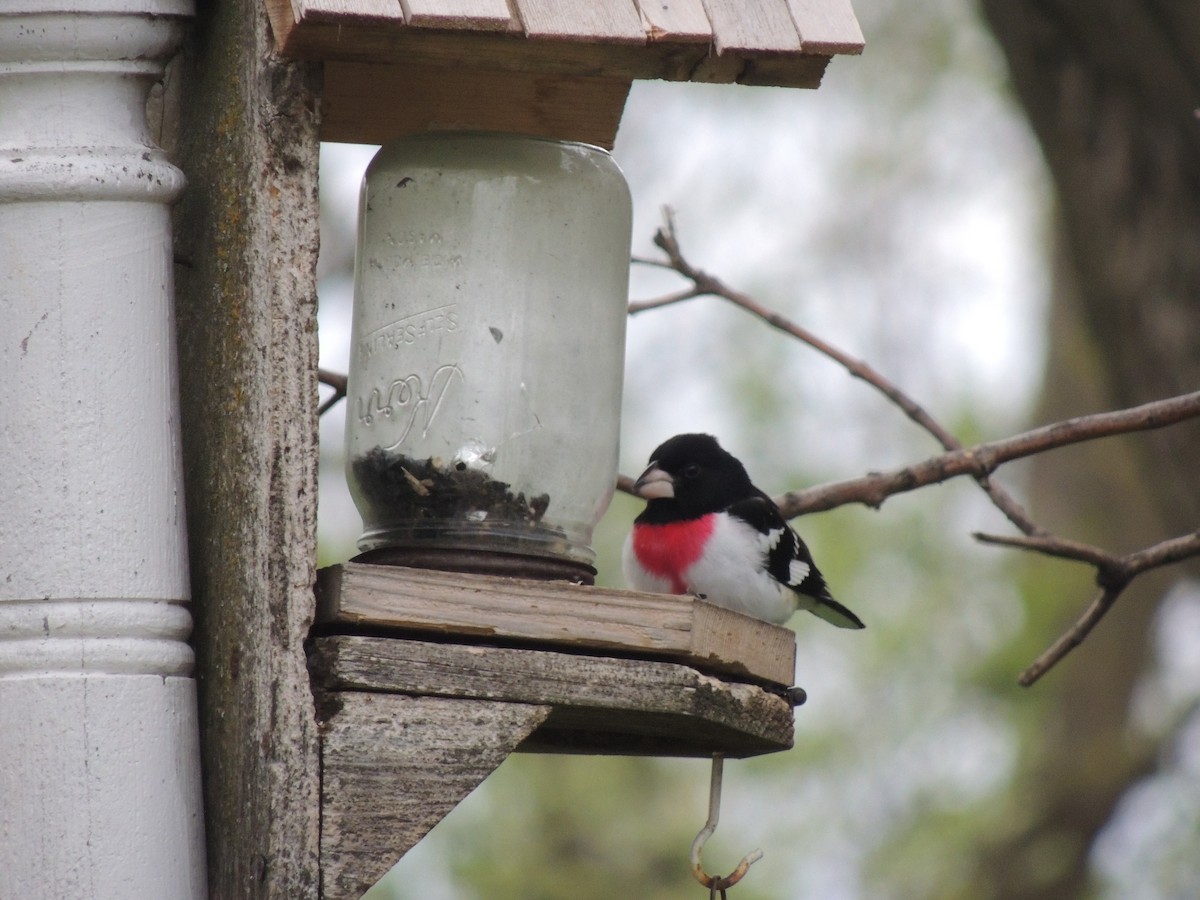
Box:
left=788, top=0, right=865, bottom=56
left=271, top=23, right=838, bottom=90
left=268, top=0, right=864, bottom=63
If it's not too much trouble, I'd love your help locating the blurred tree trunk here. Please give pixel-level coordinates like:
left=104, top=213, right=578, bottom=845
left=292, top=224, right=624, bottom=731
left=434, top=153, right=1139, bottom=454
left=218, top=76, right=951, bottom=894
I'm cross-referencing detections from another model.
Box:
left=971, top=2, right=1200, bottom=896
left=981, top=0, right=1200, bottom=527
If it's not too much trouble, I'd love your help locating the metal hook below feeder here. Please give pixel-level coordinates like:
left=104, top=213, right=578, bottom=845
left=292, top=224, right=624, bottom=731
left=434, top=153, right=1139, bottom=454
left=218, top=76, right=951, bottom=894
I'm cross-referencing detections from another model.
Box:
left=690, top=754, right=763, bottom=897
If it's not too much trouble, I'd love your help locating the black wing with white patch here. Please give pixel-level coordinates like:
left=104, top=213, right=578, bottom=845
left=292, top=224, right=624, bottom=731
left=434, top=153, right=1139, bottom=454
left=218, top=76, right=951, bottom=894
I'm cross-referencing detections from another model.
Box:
left=726, top=494, right=865, bottom=629
left=725, top=495, right=824, bottom=594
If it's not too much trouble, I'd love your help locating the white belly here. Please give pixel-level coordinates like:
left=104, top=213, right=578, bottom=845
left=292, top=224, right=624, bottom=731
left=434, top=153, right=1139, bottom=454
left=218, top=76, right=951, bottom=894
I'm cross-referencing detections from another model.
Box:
left=623, top=515, right=798, bottom=624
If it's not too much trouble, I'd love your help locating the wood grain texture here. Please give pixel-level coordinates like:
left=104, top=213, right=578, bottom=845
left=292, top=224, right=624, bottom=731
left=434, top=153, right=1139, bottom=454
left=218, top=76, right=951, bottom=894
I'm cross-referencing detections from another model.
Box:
left=173, top=3, right=322, bottom=896
left=269, top=0, right=855, bottom=92
left=786, top=0, right=864, bottom=54
left=322, top=61, right=631, bottom=148
left=737, top=52, right=829, bottom=87
left=317, top=563, right=796, bottom=686
left=701, top=0, right=802, bottom=52
left=311, top=635, right=796, bottom=756
left=295, top=0, right=404, bottom=20
left=515, top=0, right=647, bottom=43
left=320, top=693, right=550, bottom=899
left=401, top=0, right=513, bottom=31
left=275, top=17, right=831, bottom=90
left=636, top=0, right=713, bottom=42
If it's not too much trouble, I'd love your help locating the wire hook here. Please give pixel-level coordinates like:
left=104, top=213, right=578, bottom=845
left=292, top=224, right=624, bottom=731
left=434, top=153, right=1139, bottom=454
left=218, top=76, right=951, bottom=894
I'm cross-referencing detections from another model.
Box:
left=690, top=754, right=763, bottom=896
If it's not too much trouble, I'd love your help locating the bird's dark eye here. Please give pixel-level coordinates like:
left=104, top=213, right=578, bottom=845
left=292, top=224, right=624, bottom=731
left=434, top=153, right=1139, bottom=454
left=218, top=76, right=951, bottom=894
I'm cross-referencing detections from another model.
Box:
left=683, top=463, right=701, bottom=478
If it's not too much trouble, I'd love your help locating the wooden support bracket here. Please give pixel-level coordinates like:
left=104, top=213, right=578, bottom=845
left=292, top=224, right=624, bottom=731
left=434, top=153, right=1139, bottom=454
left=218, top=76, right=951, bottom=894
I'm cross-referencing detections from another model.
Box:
left=311, top=563, right=798, bottom=898
left=320, top=693, right=551, bottom=898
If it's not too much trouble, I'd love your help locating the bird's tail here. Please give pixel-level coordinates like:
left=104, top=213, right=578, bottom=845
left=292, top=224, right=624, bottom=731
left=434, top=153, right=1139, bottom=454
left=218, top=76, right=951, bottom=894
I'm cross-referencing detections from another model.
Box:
left=810, top=596, right=865, bottom=629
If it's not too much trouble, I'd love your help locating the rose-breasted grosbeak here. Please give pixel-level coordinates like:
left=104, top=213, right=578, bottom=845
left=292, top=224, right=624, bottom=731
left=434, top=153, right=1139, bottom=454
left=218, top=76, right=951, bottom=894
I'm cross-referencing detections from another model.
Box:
left=622, top=433, right=864, bottom=628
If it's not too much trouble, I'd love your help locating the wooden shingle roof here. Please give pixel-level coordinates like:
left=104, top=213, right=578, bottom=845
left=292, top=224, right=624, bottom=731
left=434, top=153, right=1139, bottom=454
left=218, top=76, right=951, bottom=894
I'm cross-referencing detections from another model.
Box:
left=268, top=0, right=863, bottom=146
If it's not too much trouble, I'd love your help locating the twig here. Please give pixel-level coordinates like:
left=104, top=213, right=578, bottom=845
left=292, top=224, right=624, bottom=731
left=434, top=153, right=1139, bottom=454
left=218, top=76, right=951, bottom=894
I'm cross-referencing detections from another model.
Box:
left=628, top=286, right=706, bottom=314
left=970, top=529, right=1200, bottom=685
left=773, top=391, right=1200, bottom=516
left=1014, top=531, right=1200, bottom=685
left=1018, top=585, right=1124, bottom=687
left=626, top=210, right=1200, bottom=685
left=634, top=210, right=1043, bottom=536
left=972, top=532, right=1115, bottom=570
left=1122, top=530, right=1200, bottom=576
left=318, top=368, right=348, bottom=416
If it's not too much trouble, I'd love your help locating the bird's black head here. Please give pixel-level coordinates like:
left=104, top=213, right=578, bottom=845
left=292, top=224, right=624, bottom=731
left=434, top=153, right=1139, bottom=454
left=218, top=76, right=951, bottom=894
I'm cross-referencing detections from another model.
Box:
left=631, top=433, right=755, bottom=521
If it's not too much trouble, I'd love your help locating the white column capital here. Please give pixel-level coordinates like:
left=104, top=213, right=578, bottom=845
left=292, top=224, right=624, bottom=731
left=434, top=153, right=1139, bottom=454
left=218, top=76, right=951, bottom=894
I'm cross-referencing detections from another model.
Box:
left=0, top=1, right=192, bottom=198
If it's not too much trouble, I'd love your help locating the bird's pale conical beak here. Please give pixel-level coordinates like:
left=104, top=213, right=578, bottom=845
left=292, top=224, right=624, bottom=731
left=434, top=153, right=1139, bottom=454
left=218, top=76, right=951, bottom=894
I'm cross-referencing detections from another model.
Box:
left=632, top=464, right=675, bottom=500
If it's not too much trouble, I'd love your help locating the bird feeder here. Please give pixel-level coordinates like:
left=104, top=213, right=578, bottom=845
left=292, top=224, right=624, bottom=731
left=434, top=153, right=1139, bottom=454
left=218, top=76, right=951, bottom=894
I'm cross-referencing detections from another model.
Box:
left=1, top=1, right=869, bottom=899
left=259, top=2, right=865, bottom=897
left=345, top=132, right=631, bottom=581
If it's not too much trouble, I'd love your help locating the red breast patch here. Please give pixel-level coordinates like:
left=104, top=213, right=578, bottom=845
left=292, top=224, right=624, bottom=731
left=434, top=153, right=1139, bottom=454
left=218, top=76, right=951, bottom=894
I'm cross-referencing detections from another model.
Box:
left=632, top=515, right=716, bottom=594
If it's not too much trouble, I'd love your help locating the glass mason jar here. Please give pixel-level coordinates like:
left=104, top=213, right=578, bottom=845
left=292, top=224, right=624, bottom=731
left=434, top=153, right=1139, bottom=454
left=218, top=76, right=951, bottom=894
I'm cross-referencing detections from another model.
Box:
left=344, top=133, right=632, bottom=581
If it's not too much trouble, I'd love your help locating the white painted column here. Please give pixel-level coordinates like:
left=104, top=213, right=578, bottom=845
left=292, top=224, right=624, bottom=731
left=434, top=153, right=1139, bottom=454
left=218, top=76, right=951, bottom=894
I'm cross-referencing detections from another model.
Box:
left=0, top=3, right=206, bottom=898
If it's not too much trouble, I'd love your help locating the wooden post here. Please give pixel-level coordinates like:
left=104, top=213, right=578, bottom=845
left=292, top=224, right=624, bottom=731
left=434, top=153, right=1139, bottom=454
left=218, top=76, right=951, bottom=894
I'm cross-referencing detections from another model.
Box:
left=171, top=3, right=323, bottom=896
left=0, top=2, right=206, bottom=896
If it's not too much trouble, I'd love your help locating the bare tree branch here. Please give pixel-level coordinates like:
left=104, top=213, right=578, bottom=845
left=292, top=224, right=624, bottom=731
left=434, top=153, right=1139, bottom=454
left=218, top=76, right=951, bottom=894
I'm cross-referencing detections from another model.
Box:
left=318, top=368, right=347, bottom=416
left=1018, top=585, right=1124, bottom=687
left=635, top=210, right=1045, bottom=536
left=774, top=391, right=1200, bottom=516
left=1123, top=530, right=1200, bottom=577
left=627, top=287, right=706, bottom=314
left=1015, top=531, right=1200, bottom=686
left=972, top=532, right=1116, bottom=570
left=627, top=210, right=1200, bottom=686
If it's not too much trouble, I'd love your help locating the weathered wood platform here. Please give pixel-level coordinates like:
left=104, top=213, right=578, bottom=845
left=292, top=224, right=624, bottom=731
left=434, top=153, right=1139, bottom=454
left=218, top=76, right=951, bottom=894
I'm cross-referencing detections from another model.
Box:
left=312, top=634, right=795, bottom=757
left=310, top=563, right=799, bottom=898
left=316, top=562, right=796, bottom=685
